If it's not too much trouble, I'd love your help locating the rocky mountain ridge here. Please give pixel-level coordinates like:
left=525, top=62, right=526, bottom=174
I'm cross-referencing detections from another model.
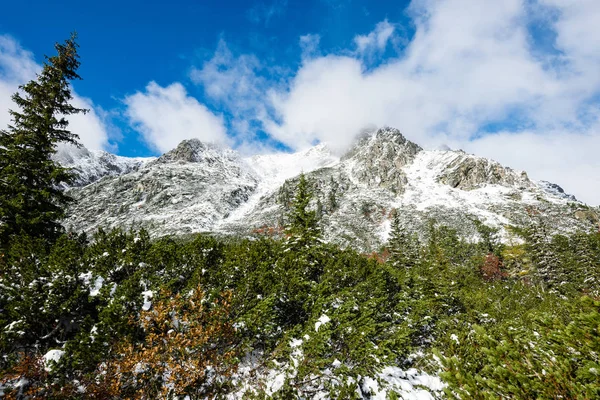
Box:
left=54, top=144, right=153, bottom=187
left=63, top=128, right=599, bottom=251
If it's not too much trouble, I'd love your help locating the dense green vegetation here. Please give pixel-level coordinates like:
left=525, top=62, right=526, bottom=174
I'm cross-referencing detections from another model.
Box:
left=1, top=208, right=598, bottom=398
left=0, top=35, right=599, bottom=399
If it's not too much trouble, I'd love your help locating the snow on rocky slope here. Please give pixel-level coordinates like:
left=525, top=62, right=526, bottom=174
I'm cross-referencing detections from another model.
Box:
left=220, top=127, right=597, bottom=249
left=62, top=127, right=599, bottom=250
left=65, top=140, right=258, bottom=235
left=216, top=143, right=339, bottom=230
left=54, top=144, right=153, bottom=187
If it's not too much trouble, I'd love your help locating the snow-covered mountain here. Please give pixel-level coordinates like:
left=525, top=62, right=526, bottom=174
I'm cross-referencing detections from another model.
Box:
left=64, top=140, right=258, bottom=235
left=54, top=144, right=153, bottom=187
left=63, top=128, right=599, bottom=250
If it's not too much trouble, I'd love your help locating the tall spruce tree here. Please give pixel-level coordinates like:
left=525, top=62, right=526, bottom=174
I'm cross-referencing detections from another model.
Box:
left=285, top=173, right=321, bottom=250
left=388, top=209, right=419, bottom=268
left=523, top=218, right=561, bottom=290
left=0, top=33, right=86, bottom=246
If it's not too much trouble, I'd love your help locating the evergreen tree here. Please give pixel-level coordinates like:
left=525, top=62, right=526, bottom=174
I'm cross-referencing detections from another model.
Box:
left=0, top=33, right=86, bottom=246
left=473, top=219, right=503, bottom=256
left=576, top=230, right=600, bottom=297
left=327, top=176, right=339, bottom=212
left=388, top=209, right=419, bottom=268
left=285, top=173, right=321, bottom=249
left=523, top=218, right=562, bottom=291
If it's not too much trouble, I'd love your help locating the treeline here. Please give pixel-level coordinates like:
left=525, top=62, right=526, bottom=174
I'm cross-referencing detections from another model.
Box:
left=0, top=35, right=599, bottom=399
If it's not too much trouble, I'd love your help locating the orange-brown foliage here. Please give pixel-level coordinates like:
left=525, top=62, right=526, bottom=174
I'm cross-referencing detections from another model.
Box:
left=480, top=253, right=507, bottom=282
left=92, top=286, right=239, bottom=399
left=0, top=354, right=46, bottom=399
left=367, top=248, right=391, bottom=264
left=1, top=286, right=239, bottom=399
left=251, top=225, right=284, bottom=236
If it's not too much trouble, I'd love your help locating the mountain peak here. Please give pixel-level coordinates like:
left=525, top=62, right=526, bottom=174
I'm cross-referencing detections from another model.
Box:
left=539, top=180, right=577, bottom=201
left=61, top=126, right=597, bottom=252
left=340, top=126, right=422, bottom=193
left=373, top=126, right=410, bottom=141
left=349, top=126, right=413, bottom=149
left=342, top=126, right=421, bottom=160
left=156, top=139, right=219, bottom=163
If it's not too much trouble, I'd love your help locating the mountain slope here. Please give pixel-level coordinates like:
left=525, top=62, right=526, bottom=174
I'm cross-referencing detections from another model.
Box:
left=220, top=128, right=597, bottom=249
left=63, top=128, right=599, bottom=250
left=65, top=140, right=258, bottom=235
left=54, top=144, right=153, bottom=187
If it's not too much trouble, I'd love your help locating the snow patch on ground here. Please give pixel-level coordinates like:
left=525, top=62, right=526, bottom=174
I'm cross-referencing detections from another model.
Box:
left=90, top=276, right=105, bottom=297
left=315, top=314, right=331, bottom=332
left=228, top=349, right=445, bottom=399
left=142, top=290, right=154, bottom=311
left=43, top=350, right=65, bottom=372
left=80, top=272, right=105, bottom=297
left=401, top=151, right=511, bottom=214
left=379, top=219, right=392, bottom=243
left=397, top=150, right=527, bottom=240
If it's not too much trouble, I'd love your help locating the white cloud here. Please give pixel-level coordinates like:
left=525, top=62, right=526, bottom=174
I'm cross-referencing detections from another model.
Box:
left=257, top=0, right=600, bottom=204
left=354, top=19, right=395, bottom=55
left=0, top=35, right=38, bottom=83
left=539, top=0, right=600, bottom=71
left=267, top=0, right=559, bottom=152
left=0, top=35, right=39, bottom=135
left=299, top=34, right=321, bottom=60
left=69, top=96, right=112, bottom=151
left=184, top=0, right=600, bottom=203
left=0, top=34, right=111, bottom=150
left=190, top=40, right=273, bottom=143
left=190, top=40, right=264, bottom=114
left=266, top=55, right=375, bottom=152
left=123, top=81, right=228, bottom=153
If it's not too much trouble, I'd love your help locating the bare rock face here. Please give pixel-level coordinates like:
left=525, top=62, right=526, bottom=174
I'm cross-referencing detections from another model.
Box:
left=153, top=139, right=226, bottom=164
left=437, top=153, right=532, bottom=190
left=538, top=181, right=577, bottom=201
left=342, top=127, right=422, bottom=194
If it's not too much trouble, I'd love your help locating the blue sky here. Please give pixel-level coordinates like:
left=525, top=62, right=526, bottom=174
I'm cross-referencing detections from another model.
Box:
left=0, top=0, right=412, bottom=156
left=1, top=0, right=600, bottom=205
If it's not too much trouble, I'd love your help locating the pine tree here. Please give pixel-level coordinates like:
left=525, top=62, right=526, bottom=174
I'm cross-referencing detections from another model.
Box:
left=0, top=33, right=86, bottom=246
left=576, top=230, right=600, bottom=297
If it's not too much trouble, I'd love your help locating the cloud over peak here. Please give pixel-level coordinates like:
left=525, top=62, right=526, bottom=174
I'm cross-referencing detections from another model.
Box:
left=190, top=0, right=600, bottom=203
left=124, top=81, right=228, bottom=153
